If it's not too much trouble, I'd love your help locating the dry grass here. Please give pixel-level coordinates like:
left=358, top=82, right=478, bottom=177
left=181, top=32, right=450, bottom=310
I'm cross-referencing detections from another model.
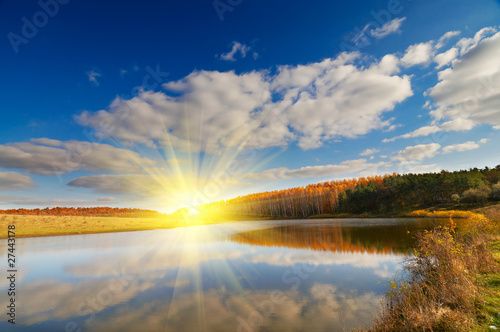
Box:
left=0, top=214, right=230, bottom=239
left=474, top=204, right=500, bottom=223
left=367, top=213, right=500, bottom=331
left=406, top=209, right=475, bottom=219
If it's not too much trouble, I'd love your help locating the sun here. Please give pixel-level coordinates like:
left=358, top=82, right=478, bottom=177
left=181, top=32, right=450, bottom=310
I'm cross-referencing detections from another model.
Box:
left=122, top=99, right=282, bottom=215
left=189, top=207, right=198, bottom=216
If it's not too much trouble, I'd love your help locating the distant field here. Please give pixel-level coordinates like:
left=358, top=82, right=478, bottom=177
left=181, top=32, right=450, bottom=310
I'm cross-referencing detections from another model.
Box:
left=0, top=214, right=226, bottom=239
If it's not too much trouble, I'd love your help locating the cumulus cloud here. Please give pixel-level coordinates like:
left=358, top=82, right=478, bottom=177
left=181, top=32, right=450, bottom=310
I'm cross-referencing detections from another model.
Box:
left=77, top=71, right=275, bottom=152
left=273, top=54, right=412, bottom=149
left=391, top=143, right=441, bottom=162
left=245, top=159, right=382, bottom=181
left=0, top=140, right=156, bottom=175
left=442, top=138, right=488, bottom=154
left=401, top=30, right=461, bottom=69
left=219, top=41, right=251, bottom=61
left=370, top=17, right=406, bottom=39
left=77, top=53, right=413, bottom=152
left=434, top=47, right=459, bottom=69
left=0, top=172, right=35, bottom=191
left=359, top=148, right=380, bottom=156
left=428, top=29, right=500, bottom=129
left=401, top=42, right=434, bottom=67
left=455, top=27, right=497, bottom=55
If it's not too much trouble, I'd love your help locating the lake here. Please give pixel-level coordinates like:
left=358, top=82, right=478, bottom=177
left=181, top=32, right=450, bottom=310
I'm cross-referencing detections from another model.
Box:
left=0, top=218, right=452, bottom=331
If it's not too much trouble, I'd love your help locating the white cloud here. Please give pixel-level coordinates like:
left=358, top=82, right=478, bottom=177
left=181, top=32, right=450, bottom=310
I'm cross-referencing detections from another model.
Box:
left=401, top=42, right=434, bottom=67
left=383, top=118, right=476, bottom=142
left=219, top=41, right=251, bottom=61
left=384, top=123, right=400, bottom=132
left=478, top=138, right=490, bottom=144
left=455, top=27, right=497, bottom=55
left=391, top=143, right=441, bottom=162
left=428, top=29, right=500, bottom=129
left=442, top=141, right=479, bottom=154
left=352, top=17, right=406, bottom=46
left=87, top=70, right=101, bottom=86
left=0, top=140, right=156, bottom=175
left=359, top=148, right=380, bottom=156
left=269, top=54, right=412, bottom=149
left=401, top=30, right=461, bottom=69
left=434, top=47, right=458, bottom=69
left=442, top=138, right=488, bottom=154
left=78, top=71, right=275, bottom=153
left=370, top=17, right=406, bottom=39
left=439, top=118, right=476, bottom=131
left=77, top=53, right=413, bottom=152
left=245, top=159, right=382, bottom=180
left=0, top=172, right=35, bottom=191
left=383, top=125, right=440, bottom=142
left=435, top=30, right=461, bottom=50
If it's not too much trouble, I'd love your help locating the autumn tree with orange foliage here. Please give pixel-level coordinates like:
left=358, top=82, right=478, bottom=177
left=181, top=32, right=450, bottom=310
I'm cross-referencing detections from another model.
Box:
left=185, top=166, right=500, bottom=219
left=191, top=175, right=389, bottom=219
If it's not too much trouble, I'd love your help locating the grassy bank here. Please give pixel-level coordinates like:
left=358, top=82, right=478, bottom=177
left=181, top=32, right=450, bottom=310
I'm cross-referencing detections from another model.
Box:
left=366, top=212, right=500, bottom=331
left=307, top=210, right=472, bottom=219
left=0, top=214, right=243, bottom=239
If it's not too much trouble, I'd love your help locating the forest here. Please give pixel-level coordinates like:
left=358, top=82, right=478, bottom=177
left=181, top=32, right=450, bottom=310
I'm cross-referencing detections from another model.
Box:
left=179, top=166, right=500, bottom=219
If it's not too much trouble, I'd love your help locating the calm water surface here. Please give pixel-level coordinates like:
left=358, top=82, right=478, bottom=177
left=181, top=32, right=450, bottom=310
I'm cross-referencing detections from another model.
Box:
left=0, top=218, right=453, bottom=331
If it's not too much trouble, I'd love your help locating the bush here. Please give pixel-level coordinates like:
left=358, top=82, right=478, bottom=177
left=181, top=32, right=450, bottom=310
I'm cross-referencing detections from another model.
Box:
left=368, top=214, right=499, bottom=331
left=490, top=183, right=500, bottom=201
left=461, top=185, right=492, bottom=204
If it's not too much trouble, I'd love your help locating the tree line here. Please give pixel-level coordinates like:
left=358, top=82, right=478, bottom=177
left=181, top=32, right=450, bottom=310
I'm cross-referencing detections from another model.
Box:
left=190, top=165, right=500, bottom=218
left=0, top=207, right=163, bottom=217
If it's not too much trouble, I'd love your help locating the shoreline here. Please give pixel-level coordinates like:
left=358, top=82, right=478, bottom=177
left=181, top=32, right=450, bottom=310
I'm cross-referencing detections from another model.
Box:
left=1, top=203, right=498, bottom=239
left=0, top=212, right=487, bottom=240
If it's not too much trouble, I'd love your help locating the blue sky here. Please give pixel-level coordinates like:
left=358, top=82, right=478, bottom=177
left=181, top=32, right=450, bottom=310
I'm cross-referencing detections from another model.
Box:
left=0, top=0, right=499, bottom=212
